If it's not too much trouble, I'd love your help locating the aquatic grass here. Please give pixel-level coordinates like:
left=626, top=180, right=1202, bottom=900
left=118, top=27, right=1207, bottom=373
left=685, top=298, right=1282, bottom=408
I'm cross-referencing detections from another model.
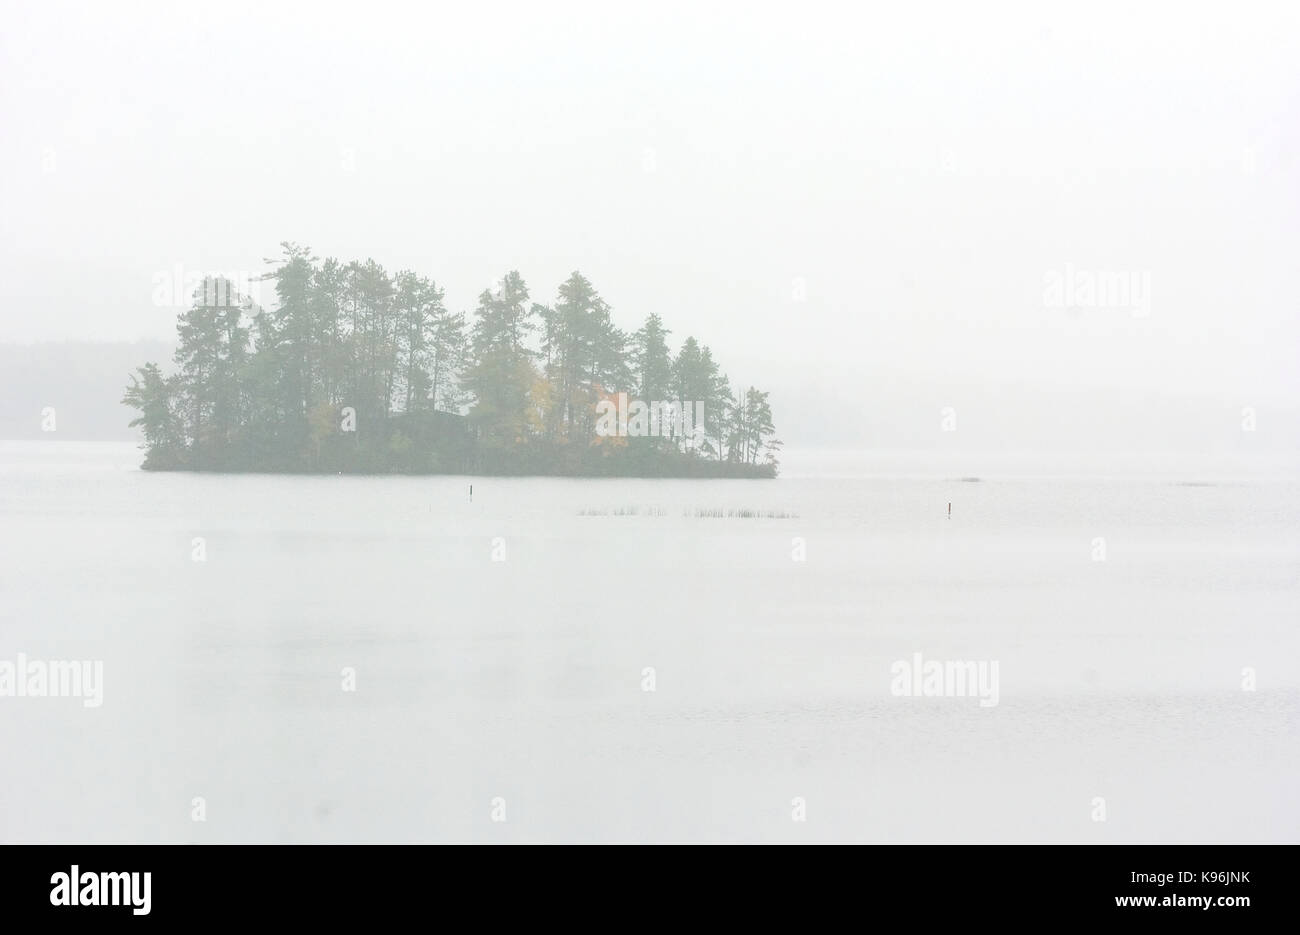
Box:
left=687, top=507, right=798, bottom=519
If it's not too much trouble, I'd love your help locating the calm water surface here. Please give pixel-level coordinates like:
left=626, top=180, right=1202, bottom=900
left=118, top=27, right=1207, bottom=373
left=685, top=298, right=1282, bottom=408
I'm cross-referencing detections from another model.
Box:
left=1, top=442, right=1296, bottom=842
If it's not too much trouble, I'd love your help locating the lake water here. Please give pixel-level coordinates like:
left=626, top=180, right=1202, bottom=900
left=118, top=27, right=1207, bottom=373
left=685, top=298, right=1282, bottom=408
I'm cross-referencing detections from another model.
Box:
left=1, top=441, right=1297, bottom=843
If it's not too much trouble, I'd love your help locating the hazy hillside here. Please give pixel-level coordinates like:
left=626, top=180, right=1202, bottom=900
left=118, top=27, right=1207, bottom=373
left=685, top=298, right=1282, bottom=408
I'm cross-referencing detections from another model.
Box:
left=4, top=341, right=1298, bottom=455
left=0, top=341, right=173, bottom=440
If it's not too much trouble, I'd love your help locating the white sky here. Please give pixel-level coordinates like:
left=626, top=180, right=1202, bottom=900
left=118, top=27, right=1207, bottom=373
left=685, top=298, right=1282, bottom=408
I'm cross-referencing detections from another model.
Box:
left=1, top=0, right=1297, bottom=436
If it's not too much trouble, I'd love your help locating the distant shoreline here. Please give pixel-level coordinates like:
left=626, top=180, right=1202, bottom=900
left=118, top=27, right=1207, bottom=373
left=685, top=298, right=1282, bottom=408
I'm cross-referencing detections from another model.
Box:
left=136, top=464, right=777, bottom=479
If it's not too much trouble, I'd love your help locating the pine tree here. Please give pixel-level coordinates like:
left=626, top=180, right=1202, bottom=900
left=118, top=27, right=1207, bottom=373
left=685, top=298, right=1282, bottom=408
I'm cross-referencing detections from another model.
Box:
left=173, top=276, right=251, bottom=464
left=631, top=314, right=673, bottom=403
left=122, top=363, right=182, bottom=466
left=463, top=271, right=537, bottom=445
left=543, top=272, right=628, bottom=439
left=430, top=307, right=468, bottom=412
left=261, top=242, right=317, bottom=429
left=394, top=271, right=443, bottom=412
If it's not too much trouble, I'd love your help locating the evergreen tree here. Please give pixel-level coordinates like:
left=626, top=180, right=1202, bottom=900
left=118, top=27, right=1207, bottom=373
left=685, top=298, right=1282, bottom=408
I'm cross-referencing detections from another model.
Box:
left=724, top=386, right=778, bottom=465
left=542, top=272, right=629, bottom=439
left=394, top=271, right=443, bottom=412
left=430, top=306, right=468, bottom=412
left=261, top=242, right=317, bottom=430
left=341, top=259, right=397, bottom=426
left=631, top=314, right=673, bottom=402
left=670, top=336, right=721, bottom=451
left=312, top=257, right=348, bottom=409
left=463, top=271, right=537, bottom=445
left=122, top=362, right=182, bottom=466
left=173, top=276, right=252, bottom=465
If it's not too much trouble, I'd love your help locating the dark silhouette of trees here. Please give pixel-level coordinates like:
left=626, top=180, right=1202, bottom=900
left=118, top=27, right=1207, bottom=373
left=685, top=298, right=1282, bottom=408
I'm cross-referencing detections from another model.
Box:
left=123, top=246, right=779, bottom=476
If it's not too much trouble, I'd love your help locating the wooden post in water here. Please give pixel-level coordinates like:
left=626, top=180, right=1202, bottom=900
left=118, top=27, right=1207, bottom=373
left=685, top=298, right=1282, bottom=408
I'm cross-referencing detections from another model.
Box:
left=948, top=501, right=951, bottom=519
left=469, top=484, right=473, bottom=503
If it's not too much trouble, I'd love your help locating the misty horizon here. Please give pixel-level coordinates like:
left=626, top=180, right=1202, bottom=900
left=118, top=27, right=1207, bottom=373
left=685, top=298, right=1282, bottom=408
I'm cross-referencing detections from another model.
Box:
left=2, top=0, right=1297, bottom=872
left=4, top=3, right=1297, bottom=413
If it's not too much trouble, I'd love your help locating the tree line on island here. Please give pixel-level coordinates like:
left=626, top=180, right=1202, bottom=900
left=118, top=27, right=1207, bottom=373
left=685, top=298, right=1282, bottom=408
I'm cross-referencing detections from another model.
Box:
left=123, top=243, right=780, bottom=476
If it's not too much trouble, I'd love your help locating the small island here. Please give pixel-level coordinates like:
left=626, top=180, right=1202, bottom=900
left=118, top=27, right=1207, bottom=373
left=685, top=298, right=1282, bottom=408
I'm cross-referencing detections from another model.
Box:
left=123, top=243, right=780, bottom=477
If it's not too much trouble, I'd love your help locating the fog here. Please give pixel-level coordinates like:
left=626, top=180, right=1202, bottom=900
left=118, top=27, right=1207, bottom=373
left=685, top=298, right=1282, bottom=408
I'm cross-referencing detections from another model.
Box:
left=2, top=0, right=1297, bottom=453
left=3, top=1, right=1299, bottom=854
